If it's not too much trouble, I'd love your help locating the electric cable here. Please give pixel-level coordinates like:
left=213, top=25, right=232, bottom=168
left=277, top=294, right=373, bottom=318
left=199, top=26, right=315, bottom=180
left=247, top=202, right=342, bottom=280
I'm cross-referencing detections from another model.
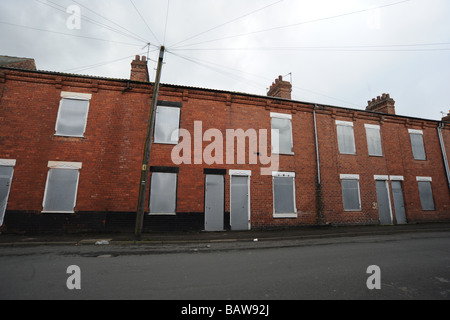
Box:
left=168, top=0, right=284, bottom=48
left=171, top=0, right=413, bottom=50
left=129, top=0, right=161, bottom=45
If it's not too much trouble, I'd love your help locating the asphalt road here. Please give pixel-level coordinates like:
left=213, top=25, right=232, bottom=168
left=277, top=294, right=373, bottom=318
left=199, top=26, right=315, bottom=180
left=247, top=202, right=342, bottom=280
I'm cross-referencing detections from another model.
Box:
left=0, top=231, right=449, bottom=301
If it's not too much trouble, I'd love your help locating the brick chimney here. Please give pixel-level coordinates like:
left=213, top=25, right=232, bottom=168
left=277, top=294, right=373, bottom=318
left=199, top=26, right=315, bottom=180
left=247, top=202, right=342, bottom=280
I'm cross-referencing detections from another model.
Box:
left=267, top=75, right=292, bottom=100
left=442, top=111, right=450, bottom=122
left=366, top=93, right=396, bottom=115
left=130, top=55, right=149, bottom=82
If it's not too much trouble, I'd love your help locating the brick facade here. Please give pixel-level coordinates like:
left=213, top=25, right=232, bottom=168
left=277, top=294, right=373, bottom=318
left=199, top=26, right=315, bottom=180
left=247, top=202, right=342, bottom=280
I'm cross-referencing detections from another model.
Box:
left=0, top=61, right=449, bottom=234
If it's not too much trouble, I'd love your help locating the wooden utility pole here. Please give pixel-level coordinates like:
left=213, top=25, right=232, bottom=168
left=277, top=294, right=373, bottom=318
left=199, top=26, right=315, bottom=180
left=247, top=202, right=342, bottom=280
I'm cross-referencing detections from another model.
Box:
left=135, top=45, right=165, bottom=240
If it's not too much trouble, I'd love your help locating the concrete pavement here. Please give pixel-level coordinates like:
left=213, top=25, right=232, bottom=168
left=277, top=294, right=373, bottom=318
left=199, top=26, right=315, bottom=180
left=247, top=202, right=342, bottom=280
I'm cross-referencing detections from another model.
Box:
left=1, top=222, right=450, bottom=247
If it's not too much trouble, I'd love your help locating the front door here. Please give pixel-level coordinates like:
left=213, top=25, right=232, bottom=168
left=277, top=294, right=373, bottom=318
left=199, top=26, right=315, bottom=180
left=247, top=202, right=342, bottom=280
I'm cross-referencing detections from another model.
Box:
left=230, top=174, right=250, bottom=231
left=376, top=180, right=392, bottom=225
left=392, top=181, right=407, bottom=224
left=204, top=174, right=224, bottom=231
left=0, top=165, right=14, bottom=226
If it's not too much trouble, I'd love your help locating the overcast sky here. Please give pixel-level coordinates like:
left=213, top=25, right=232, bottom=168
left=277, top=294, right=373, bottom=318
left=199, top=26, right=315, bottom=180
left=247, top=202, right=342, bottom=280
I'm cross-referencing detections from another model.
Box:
left=1, top=0, right=449, bottom=120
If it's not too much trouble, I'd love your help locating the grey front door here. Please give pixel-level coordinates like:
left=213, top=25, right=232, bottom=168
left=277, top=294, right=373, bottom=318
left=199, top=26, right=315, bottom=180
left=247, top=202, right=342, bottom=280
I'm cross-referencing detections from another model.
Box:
left=376, top=180, right=392, bottom=225
left=392, top=181, right=407, bottom=224
left=204, top=175, right=224, bottom=231
left=230, top=175, right=250, bottom=231
left=0, top=166, right=14, bottom=226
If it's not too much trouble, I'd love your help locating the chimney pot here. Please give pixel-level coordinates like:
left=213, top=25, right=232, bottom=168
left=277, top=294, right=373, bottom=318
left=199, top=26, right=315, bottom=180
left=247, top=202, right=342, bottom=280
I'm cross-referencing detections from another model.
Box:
left=366, top=93, right=396, bottom=115
left=130, top=55, right=149, bottom=82
left=267, top=75, right=292, bottom=100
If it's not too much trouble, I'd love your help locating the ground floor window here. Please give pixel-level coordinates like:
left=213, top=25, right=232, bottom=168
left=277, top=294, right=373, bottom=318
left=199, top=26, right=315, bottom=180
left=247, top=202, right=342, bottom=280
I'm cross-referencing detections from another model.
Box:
left=149, top=170, right=178, bottom=215
left=0, top=159, right=16, bottom=226
left=42, top=162, right=81, bottom=213
left=272, top=172, right=297, bottom=218
left=340, top=174, right=361, bottom=211
left=417, top=177, right=435, bottom=211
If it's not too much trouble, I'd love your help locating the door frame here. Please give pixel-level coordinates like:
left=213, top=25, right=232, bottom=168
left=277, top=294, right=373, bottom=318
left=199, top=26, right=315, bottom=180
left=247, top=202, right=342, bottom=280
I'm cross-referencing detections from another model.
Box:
left=374, top=175, right=394, bottom=225
left=390, top=175, right=408, bottom=224
left=229, top=170, right=251, bottom=231
left=203, top=169, right=226, bottom=231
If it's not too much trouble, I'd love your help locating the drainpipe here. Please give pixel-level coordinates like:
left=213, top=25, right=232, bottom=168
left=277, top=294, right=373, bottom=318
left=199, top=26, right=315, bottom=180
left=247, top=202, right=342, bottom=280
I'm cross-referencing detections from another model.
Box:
left=313, top=105, right=325, bottom=224
left=437, top=122, right=450, bottom=190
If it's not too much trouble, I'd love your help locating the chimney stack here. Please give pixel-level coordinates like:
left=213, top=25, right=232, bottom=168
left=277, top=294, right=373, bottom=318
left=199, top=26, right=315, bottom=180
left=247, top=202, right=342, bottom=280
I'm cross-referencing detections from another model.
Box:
left=267, top=75, right=292, bottom=100
left=130, top=55, right=149, bottom=82
left=442, top=111, right=450, bottom=122
left=366, top=93, right=396, bottom=115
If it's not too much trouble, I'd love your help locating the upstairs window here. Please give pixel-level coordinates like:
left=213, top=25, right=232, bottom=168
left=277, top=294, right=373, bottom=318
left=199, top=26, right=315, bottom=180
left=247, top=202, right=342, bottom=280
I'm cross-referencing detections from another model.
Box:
left=271, top=112, right=294, bottom=155
left=409, top=129, right=426, bottom=160
left=154, top=102, right=182, bottom=145
left=42, top=162, right=81, bottom=213
left=55, top=92, right=91, bottom=137
left=365, top=124, right=383, bottom=156
left=336, top=121, right=356, bottom=155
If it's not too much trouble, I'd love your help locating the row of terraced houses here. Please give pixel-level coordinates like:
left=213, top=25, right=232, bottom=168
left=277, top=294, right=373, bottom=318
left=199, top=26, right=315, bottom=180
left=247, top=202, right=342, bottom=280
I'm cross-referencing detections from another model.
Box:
left=0, top=54, right=449, bottom=234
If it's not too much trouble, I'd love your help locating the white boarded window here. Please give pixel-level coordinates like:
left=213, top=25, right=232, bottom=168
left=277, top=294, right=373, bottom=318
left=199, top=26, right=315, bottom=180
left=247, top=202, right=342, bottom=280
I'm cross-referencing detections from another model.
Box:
left=336, top=121, right=356, bottom=155
left=0, top=160, right=16, bottom=226
left=271, top=113, right=294, bottom=155
left=340, top=174, right=361, bottom=211
left=417, top=177, right=435, bottom=211
left=42, top=162, right=81, bottom=213
left=55, top=92, right=91, bottom=137
left=149, top=172, right=177, bottom=215
left=154, top=106, right=181, bottom=144
left=365, top=124, right=383, bottom=156
left=409, top=129, right=426, bottom=160
left=272, top=172, right=297, bottom=217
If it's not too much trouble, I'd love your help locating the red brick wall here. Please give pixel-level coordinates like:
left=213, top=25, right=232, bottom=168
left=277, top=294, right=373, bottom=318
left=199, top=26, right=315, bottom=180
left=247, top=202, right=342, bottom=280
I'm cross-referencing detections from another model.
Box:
left=1, top=68, right=449, bottom=233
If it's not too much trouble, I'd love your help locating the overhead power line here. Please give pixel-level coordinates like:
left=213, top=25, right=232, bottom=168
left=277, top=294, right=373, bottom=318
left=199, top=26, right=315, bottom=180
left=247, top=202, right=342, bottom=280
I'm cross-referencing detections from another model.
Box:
left=35, top=0, right=149, bottom=45
left=168, top=0, right=284, bottom=48
left=163, top=0, right=170, bottom=45
left=0, top=21, right=143, bottom=47
left=71, top=0, right=151, bottom=45
left=166, top=50, right=362, bottom=108
left=170, top=42, right=450, bottom=53
left=172, top=0, right=413, bottom=49
left=129, top=0, right=161, bottom=45
left=63, top=52, right=151, bottom=73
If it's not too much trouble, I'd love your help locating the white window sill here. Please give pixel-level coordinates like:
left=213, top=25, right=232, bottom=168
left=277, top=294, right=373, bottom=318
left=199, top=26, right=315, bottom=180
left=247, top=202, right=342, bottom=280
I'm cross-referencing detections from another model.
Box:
left=273, top=213, right=298, bottom=218
left=153, top=141, right=179, bottom=145
left=41, top=211, right=75, bottom=214
left=148, top=212, right=177, bottom=216
left=272, top=152, right=295, bottom=156
left=54, top=134, right=85, bottom=138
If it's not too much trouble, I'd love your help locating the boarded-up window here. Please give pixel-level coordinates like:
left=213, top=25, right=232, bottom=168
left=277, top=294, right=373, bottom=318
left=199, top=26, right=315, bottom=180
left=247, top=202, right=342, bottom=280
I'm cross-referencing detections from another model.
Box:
left=365, top=124, right=383, bottom=156
left=417, top=178, right=435, bottom=211
left=149, top=172, right=177, bottom=214
left=409, top=130, right=426, bottom=160
left=336, top=121, right=356, bottom=154
left=154, top=106, right=181, bottom=144
left=273, top=172, right=296, bottom=217
left=0, top=161, right=15, bottom=226
left=271, top=113, right=294, bottom=155
left=55, top=98, right=90, bottom=137
left=341, top=175, right=361, bottom=211
left=43, top=163, right=81, bottom=213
